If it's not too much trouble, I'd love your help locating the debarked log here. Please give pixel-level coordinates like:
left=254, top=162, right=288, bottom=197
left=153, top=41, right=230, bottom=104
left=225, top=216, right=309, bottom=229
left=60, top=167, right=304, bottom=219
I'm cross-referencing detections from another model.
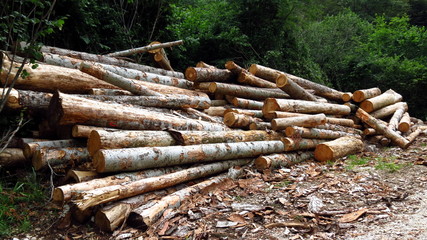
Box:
left=254, top=151, right=314, bottom=170
left=93, top=141, right=285, bottom=172
left=72, top=125, right=118, bottom=138
left=73, top=159, right=251, bottom=211
left=398, top=112, right=411, bottom=133
left=87, top=130, right=176, bottom=156
left=1, top=57, right=117, bottom=94
left=263, top=98, right=351, bottom=115
left=360, top=89, right=402, bottom=113
left=281, top=138, right=327, bottom=151
left=314, top=136, right=364, bottom=162
left=352, top=87, right=381, bottom=102
left=48, top=92, right=228, bottom=131
left=53, top=166, right=185, bottom=204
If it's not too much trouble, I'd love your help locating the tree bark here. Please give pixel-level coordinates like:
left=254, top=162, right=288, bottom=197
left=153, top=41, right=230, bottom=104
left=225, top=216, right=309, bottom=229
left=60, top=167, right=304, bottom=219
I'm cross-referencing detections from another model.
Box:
left=67, top=170, right=99, bottom=183
left=48, top=92, right=228, bottom=131
left=398, top=112, right=411, bottom=133
left=105, top=40, right=183, bottom=57
left=276, top=74, right=319, bottom=102
left=248, top=64, right=282, bottom=83
left=285, top=126, right=360, bottom=139
left=231, top=97, right=263, bottom=110
left=263, top=98, right=351, bottom=116
left=249, top=122, right=272, bottom=130
left=281, top=138, right=326, bottom=151
left=369, top=102, right=408, bottom=119
left=238, top=72, right=277, bottom=88
left=80, top=93, right=211, bottom=110
left=168, top=130, right=283, bottom=145
left=314, top=136, right=364, bottom=162
left=53, top=166, right=185, bottom=204
left=79, top=62, right=162, bottom=96
left=352, top=87, right=381, bottom=102
left=22, top=139, right=84, bottom=160
left=223, top=112, right=262, bottom=129
left=208, top=82, right=289, bottom=100
left=196, top=61, right=217, bottom=69
left=32, top=147, right=89, bottom=171
left=405, top=127, right=422, bottom=145
left=27, top=43, right=185, bottom=78
left=1, top=88, right=52, bottom=110
left=99, top=63, right=193, bottom=89
left=356, top=108, right=409, bottom=148
left=73, top=159, right=251, bottom=211
left=87, top=130, right=176, bottom=156
left=254, top=151, right=314, bottom=170
left=316, top=124, right=363, bottom=135
left=1, top=57, right=117, bottom=94
left=210, top=100, right=228, bottom=106
left=360, top=89, right=402, bottom=113
left=388, top=103, right=407, bottom=131
left=127, top=172, right=234, bottom=228
left=263, top=111, right=354, bottom=127
left=89, top=88, right=133, bottom=96
left=271, top=114, right=327, bottom=130
left=72, top=125, right=118, bottom=138
left=93, top=141, right=284, bottom=173
left=185, top=67, right=234, bottom=83
left=0, top=148, right=27, bottom=167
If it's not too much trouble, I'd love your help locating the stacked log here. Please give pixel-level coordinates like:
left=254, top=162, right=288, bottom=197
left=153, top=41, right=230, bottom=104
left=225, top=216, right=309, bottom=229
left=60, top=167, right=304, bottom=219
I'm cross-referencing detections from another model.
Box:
left=3, top=42, right=425, bottom=235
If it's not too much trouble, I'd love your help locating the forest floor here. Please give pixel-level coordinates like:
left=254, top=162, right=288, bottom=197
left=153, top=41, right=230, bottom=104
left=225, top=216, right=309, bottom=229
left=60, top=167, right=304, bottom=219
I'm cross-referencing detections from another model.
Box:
left=7, top=134, right=427, bottom=240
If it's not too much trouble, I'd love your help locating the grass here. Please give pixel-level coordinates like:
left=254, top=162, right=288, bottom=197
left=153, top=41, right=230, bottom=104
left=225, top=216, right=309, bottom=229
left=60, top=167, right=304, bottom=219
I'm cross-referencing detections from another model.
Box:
left=0, top=168, right=47, bottom=237
left=345, top=155, right=370, bottom=170
left=373, top=157, right=407, bottom=172
left=274, top=180, right=293, bottom=188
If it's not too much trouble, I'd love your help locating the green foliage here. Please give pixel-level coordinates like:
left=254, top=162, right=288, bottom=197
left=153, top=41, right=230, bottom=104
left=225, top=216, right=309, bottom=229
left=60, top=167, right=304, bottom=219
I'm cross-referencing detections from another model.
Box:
left=0, top=169, right=47, bottom=237
left=345, top=155, right=370, bottom=170
left=373, top=157, right=405, bottom=172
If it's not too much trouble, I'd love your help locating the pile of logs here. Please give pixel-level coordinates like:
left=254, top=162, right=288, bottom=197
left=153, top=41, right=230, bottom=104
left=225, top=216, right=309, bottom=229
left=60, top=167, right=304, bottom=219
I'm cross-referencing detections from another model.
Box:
left=1, top=41, right=425, bottom=232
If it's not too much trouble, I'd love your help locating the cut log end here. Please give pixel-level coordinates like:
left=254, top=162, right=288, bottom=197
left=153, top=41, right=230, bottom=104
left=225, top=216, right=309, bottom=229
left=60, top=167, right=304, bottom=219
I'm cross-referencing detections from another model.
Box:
left=93, top=151, right=106, bottom=173
left=52, top=188, right=65, bottom=204
left=313, top=144, right=333, bottom=162
left=223, top=112, right=237, bottom=127
left=262, top=98, right=281, bottom=115
left=360, top=101, right=374, bottom=113
left=254, top=156, right=271, bottom=171
left=276, top=74, right=288, bottom=88
left=341, top=92, right=352, bottom=102
left=184, top=67, right=197, bottom=81
left=31, top=150, right=45, bottom=171
left=248, top=64, right=258, bottom=75
left=87, top=130, right=102, bottom=156
left=208, top=82, right=218, bottom=93
left=225, top=61, right=237, bottom=70
left=352, top=90, right=364, bottom=102
left=285, top=127, right=295, bottom=136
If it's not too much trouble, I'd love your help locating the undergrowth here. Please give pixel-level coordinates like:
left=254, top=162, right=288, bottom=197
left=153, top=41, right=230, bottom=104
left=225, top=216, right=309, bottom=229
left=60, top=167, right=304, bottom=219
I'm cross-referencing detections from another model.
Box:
left=0, top=167, right=48, bottom=237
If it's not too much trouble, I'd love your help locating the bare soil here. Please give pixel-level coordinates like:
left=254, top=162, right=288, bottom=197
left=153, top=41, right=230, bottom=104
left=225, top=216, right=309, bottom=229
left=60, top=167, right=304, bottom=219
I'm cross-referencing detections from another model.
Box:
left=12, top=134, right=427, bottom=240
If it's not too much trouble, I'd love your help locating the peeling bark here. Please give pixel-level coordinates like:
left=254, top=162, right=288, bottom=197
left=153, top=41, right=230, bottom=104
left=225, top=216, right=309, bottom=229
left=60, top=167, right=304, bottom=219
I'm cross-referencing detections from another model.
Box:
left=32, top=147, right=89, bottom=170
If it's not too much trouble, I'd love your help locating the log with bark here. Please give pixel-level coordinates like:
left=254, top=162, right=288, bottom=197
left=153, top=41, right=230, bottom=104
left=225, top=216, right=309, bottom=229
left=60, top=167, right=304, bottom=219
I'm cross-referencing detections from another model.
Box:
left=1, top=88, right=52, bottom=110
left=196, top=61, right=217, bottom=69
left=224, top=61, right=246, bottom=75
left=271, top=114, right=327, bottom=130
left=87, top=130, right=176, bottom=156
left=276, top=74, right=319, bottom=102
left=388, top=103, right=407, bottom=131
left=210, top=100, right=228, bottom=106
left=127, top=171, right=235, bottom=228
left=352, top=87, right=381, bottom=102
left=224, top=108, right=264, bottom=118
left=105, top=40, right=183, bottom=57
left=398, top=112, right=411, bottom=133
left=0, top=148, right=27, bottom=167
left=281, top=138, right=327, bottom=151
left=89, top=88, right=133, bottom=96
left=73, top=159, right=251, bottom=211
left=254, top=152, right=314, bottom=170
left=72, top=125, right=118, bottom=138
left=203, top=106, right=232, bottom=117
left=22, top=139, right=85, bottom=160
left=67, top=170, right=99, bottom=183
left=248, top=64, right=282, bottom=83
left=93, top=141, right=284, bottom=173
left=185, top=67, right=234, bottom=83
left=223, top=112, right=262, bottom=128
left=314, top=136, right=364, bottom=162
left=231, top=97, right=263, bottom=110
left=369, top=102, right=408, bottom=119
left=32, top=147, right=90, bottom=171
left=238, top=72, right=277, bottom=88
left=53, top=166, right=185, bottom=204
left=263, top=99, right=351, bottom=116
left=360, top=89, right=402, bottom=113
left=263, top=111, right=354, bottom=127
left=356, top=108, right=410, bottom=148
left=285, top=126, right=360, bottom=139
left=341, top=92, right=353, bottom=102
left=208, top=82, right=289, bottom=100
left=1, top=57, right=117, bottom=94
left=167, top=130, right=283, bottom=145
left=249, top=122, right=272, bottom=130
left=20, top=42, right=184, bottom=78
left=80, top=93, right=211, bottom=110
left=48, top=92, right=228, bottom=131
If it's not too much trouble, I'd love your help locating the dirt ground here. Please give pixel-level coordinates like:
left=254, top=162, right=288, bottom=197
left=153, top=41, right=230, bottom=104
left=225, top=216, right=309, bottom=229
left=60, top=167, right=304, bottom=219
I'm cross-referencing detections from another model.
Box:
left=13, top=134, right=427, bottom=240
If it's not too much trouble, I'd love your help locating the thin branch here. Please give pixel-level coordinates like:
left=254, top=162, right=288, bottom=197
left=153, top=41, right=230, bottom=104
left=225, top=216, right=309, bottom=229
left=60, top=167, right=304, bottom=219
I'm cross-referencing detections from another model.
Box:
left=149, top=0, right=163, bottom=41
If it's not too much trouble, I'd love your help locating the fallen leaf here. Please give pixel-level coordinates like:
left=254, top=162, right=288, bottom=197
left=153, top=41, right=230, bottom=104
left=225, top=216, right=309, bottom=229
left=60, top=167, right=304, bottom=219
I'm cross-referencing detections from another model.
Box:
left=338, top=208, right=368, bottom=223
left=216, top=221, right=238, bottom=228
left=228, top=214, right=246, bottom=223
